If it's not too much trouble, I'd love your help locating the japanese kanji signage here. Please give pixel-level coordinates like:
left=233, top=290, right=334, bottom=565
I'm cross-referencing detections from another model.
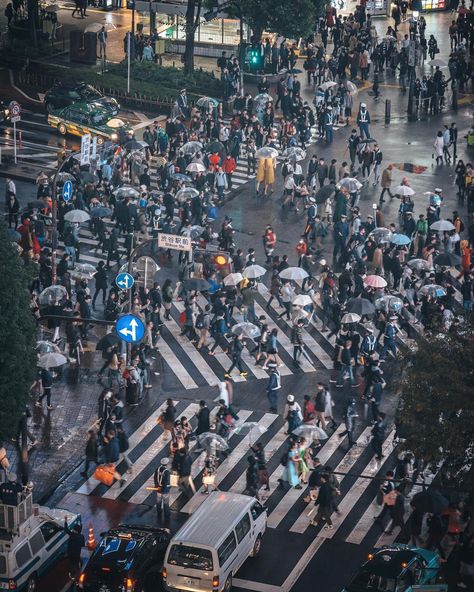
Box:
left=157, top=233, right=192, bottom=252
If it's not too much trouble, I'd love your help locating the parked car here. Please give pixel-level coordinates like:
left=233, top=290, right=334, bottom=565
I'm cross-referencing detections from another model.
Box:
left=47, top=103, right=133, bottom=144
left=44, top=82, right=119, bottom=116
left=79, top=524, right=171, bottom=592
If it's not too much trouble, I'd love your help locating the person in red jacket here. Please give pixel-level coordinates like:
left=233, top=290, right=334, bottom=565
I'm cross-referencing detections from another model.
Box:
left=223, top=154, right=236, bottom=190
left=263, top=225, right=277, bottom=264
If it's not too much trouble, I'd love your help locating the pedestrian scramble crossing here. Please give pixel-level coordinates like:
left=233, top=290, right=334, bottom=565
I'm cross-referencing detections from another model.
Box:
left=74, top=398, right=435, bottom=552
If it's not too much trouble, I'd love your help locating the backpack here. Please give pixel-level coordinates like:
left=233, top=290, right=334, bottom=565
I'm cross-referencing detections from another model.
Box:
left=195, top=312, right=205, bottom=329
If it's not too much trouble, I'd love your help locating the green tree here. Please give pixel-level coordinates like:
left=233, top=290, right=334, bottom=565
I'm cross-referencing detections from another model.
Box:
left=0, top=223, right=37, bottom=443
left=183, top=0, right=203, bottom=75
left=396, top=323, right=474, bottom=485
left=239, top=0, right=319, bottom=40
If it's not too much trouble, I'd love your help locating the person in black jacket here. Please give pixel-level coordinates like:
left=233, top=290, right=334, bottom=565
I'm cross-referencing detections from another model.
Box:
left=37, top=367, right=54, bottom=410
left=64, top=519, right=85, bottom=582
left=92, top=261, right=108, bottom=309
left=225, top=334, right=248, bottom=378
left=245, top=455, right=259, bottom=497
left=309, top=474, right=335, bottom=529
left=195, top=401, right=210, bottom=435
left=81, top=429, right=98, bottom=478
left=154, top=457, right=171, bottom=519
left=176, top=448, right=195, bottom=497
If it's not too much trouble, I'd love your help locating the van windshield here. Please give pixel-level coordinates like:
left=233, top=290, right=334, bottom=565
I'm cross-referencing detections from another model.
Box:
left=168, top=545, right=213, bottom=571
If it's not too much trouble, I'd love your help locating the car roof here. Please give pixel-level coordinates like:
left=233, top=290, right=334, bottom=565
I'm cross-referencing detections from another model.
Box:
left=91, top=526, right=168, bottom=566
left=361, top=546, right=428, bottom=578
left=171, top=493, right=255, bottom=548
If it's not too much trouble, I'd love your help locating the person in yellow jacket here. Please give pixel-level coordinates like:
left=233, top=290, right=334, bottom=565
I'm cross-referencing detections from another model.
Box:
left=256, top=157, right=276, bottom=197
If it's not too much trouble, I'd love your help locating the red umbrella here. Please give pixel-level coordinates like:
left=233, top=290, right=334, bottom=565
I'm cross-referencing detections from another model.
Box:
left=364, top=275, right=387, bottom=289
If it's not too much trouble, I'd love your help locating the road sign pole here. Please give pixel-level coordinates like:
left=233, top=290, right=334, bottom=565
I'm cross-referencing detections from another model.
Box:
left=127, top=32, right=131, bottom=95
left=13, top=120, right=17, bottom=164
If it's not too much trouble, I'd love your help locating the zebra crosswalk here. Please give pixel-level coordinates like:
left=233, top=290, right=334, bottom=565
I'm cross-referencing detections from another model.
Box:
left=74, top=398, right=428, bottom=553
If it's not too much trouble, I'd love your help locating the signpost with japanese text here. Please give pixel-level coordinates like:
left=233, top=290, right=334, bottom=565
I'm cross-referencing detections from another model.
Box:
left=157, top=233, right=192, bottom=252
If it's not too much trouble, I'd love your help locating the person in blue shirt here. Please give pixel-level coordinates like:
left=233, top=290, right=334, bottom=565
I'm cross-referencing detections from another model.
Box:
left=380, top=316, right=398, bottom=361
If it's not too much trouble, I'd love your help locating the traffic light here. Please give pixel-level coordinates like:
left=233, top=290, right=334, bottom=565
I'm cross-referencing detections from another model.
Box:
left=247, top=46, right=263, bottom=71
left=194, top=249, right=231, bottom=277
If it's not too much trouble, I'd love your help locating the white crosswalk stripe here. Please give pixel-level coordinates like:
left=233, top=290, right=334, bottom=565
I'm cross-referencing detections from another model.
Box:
left=73, top=400, right=425, bottom=555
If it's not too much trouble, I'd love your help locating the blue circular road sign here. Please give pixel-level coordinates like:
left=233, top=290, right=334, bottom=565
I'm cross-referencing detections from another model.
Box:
left=116, top=314, right=145, bottom=344
left=62, top=180, right=73, bottom=202
left=115, top=272, right=135, bottom=291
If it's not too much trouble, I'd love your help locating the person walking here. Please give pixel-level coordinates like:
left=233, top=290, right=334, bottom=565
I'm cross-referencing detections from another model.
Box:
left=80, top=429, right=98, bottom=478
left=244, top=455, right=259, bottom=497
left=371, top=412, right=386, bottom=460
left=339, top=398, right=358, bottom=450
left=266, top=364, right=281, bottom=413
left=277, top=281, right=295, bottom=320
left=281, top=440, right=303, bottom=489
left=92, top=261, right=108, bottom=309
left=225, top=333, right=248, bottom=378
left=63, top=519, right=85, bottom=584
left=284, top=394, right=302, bottom=435
left=154, top=457, right=171, bottom=519
left=195, top=400, right=210, bottom=435
left=380, top=316, right=398, bottom=361
left=433, top=131, right=445, bottom=165
left=36, top=367, right=54, bottom=410
left=374, top=470, right=396, bottom=527
left=290, top=318, right=305, bottom=366
left=379, top=164, right=394, bottom=203
left=176, top=448, right=196, bottom=497
left=309, top=474, right=335, bottom=529
left=252, top=442, right=270, bottom=491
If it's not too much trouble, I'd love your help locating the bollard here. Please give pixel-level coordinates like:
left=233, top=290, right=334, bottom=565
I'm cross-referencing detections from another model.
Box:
left=384, top=99, right=391, bottom=124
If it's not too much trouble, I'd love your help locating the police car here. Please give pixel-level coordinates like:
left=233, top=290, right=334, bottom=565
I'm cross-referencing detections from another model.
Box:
left=0, top=483, right=81, bottom=592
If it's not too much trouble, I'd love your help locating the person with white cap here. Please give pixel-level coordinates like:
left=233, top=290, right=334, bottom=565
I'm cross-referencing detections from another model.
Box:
left=283, top=394, right=303, bottom=435
left=356, top=102, right=371, bottom=139
left=154, top=457, right=171, bottom=519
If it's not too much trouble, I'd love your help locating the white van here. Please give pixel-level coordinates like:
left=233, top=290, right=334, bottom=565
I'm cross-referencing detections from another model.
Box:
left=162, top=492, right=267, bottom=592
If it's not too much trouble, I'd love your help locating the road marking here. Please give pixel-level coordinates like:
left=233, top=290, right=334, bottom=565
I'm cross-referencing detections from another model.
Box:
left=233, top=579, right=281, bottom=592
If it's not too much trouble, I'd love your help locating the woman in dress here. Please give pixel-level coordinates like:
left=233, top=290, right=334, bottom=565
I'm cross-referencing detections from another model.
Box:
left=298, top=437, right=312, bottom=485
left=282, top=440, right=302, bottom=489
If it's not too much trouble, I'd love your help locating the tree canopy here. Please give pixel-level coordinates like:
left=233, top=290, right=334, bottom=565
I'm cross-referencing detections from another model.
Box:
left=396, top=322, right=474, bottom=486
left=0, top=223, right=37, bottom=443
left=239, top=0, right=318, bottom=40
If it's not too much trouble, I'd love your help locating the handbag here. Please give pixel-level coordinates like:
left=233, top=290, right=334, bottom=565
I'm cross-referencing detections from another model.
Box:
left=93, top=464, right=115, bottom=486
left=203, top=475, right=215, bottom=485
left=170, top=472, right=179, bottom=487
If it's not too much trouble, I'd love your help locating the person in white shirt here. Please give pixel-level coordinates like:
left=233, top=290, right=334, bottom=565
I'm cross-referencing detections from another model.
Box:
left=278, top=282, right=295, bottom=320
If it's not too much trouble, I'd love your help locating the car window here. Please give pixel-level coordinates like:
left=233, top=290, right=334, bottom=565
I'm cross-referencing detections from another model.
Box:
left=217, top=532, right=236, bottom=567
left=235, top=513, right=251, bottom=543
left=251, top=502, right=265, bottom=520
left=30, top=531, right=45, bottom=555
left=16, top=543, right=32, bottom=568
left=40, top=522, right=61, bottom=543
left=168, top=545, right=213, bottom=571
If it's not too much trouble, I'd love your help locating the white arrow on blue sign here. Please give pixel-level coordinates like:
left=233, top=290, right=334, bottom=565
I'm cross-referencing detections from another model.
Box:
left=115, top=272, right=135, bottom=291
left=62, top=180, right=73, bottom=202
left=116, top=314, right=145, bottom=344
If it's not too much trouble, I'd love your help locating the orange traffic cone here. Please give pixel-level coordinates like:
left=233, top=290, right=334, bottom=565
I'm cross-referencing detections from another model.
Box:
left=86, top=522, right=96, bottom=550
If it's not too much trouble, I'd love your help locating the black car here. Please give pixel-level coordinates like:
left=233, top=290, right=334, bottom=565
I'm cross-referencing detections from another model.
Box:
left=78, top=525, right=171, bottom=592
left=44, top=82, right=120, bottom=116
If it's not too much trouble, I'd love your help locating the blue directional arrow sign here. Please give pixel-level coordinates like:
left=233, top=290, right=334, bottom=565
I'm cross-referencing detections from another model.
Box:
left=115, top=272, right=134, bottom=291
left=62, top=180, right=73, bottom=202
left=116, top=314, right=145, bottom=344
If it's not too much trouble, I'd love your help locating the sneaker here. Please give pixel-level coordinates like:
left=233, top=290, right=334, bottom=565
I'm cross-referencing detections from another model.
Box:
left=240, top=372, right=248, bottom=377
left=224, top=373, right=231, bottom=378
left=324, top=524, right=334, bottom=530
left=119, top=478, right=127, bottom=487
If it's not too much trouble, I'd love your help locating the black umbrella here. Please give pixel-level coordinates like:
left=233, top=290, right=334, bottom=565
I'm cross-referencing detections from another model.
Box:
left=205, top=140, right=225, bottom=155
left=314, top=185, right=336, bottom=204
left=27, top=200, right=45, bottom=209
left=183, top=278, right=211, bottom=292
left=346, top=298, right=375, bottom=316
left=434, top=252, right=461, bottom=267
left=96, top=332, right=120, bottom=351
left=411, top=490, right=449, bottom=514
left=124, top=139, right=147, bottom=151
left=78, top=171, right=99, bottom=185
left=7, top=228, right=21, bottom=241
left=90, top=206, right=113, bottom=219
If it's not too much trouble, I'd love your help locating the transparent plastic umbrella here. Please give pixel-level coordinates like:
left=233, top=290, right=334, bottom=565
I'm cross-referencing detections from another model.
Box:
left=71, top=263, right=96, bottom=280
left=430, top=220, right=455, bottom=232
left=292, top=294, right=313, bottom=307
left=374, top=295, right=403, bottom=313
left=407, top=258, right=433, bottom=271
left=38, top=285, right=68, bottom=305
left=341, top=313, right=361, bottom=324
left=171, top=173, right=192, bottom=183
left=197, top=433, right=229, bottom=451
left=85, top=21, right=116, bottom=33
left=279, top=267, right=309, bottom=281
left=254, top=93, right=273, bottom=104
left=292, top=425, right=328, bottom=440
left=176, top=187, right=200, bottom=202
left=38, top=352, right=68, bottom=368
left=256, top=146, right=279, bottom=159
left=339, top=177, right=362, bottom=192
left=36, top=341, right=61, bottom=354
left=113, top=186, right=140, bottom=200
left=320, top=81, right=337, bottom=91
left=369, top=227, right=393, bottom=244
left=64, top=209, right=90, bottom=223
left=223, top=273, right=243, bottom=287
left=419, top=284, right=446, bottom=298
left=393, top=185, right=415, bottom=196
left=428, top=58, right=447, bottom=68
left=344, top=80, right=358, bottom=94
left=284, top=147, right=306, bottom=161
left=181, top=141, right=203, bottom=156
left=243, top=265, right=267, bottom=279
left=196, top=97, right=219, bottom=109
left=186, top=162, right=206, bottom=173
left=234, top=422, right=267, bottom=445
left=232, top=322, right=261, bottom=339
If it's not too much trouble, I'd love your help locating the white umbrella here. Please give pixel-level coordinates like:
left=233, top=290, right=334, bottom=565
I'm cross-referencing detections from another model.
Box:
left=64, top=209, right=90, bottom=223
left=113, top=186, right=140, bottom=200
left=84, top=22, right=116, bottom=33
left=279, top=267, right=308, bottom=281
left=393, top=185, right=415, bottom=196
left=429, top=58, right=447, bottom=68
left=292, top=425, right=328, bottom=440
left=243, top=265, right=267, bottom=279
left=38, top=352, right=68, bottom=368
left=430, top=220, right=455, bottom=232
left=339, top=177, right=363, bottom=192
left=256, top=146, right=279, bottom=159
left=341, top=312, right=361, bottom=324
left=38, top=285, right=68, bottom=305
left=320, top=81, right=337, bottom=91
left=223, top=273, right=243, bottom=287
left=176, top=187, right=199, bottom=202
left=186, top=162, right=206, bottom=173
left=344, top=80, right=358, bottom=94
left=292, top=294, right=312, bottom=307
left=181, top=141, right=203, bottom=155
left=234, top=422, right=267, bottom=445
left=232, top=322, right=261, bottom=339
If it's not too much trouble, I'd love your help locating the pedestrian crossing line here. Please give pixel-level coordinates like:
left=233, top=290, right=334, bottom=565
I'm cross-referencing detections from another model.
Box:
left=157, top=338, right=199, bottom=390
left=257, top=284, right=333, bottom=370
left=114, top=403, right=201, bottom=503
left=322, top=431, right=397, bottom=541
left=288, top=426, right=372, bottom=534
left=180, top=412, right=278, bottom=515
left=76, top=401, right=169, bottom=495
left=268, top=424, right=346, bottom=529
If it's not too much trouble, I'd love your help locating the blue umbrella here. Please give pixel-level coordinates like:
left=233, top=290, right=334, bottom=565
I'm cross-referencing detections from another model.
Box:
left=90, top=206, right=113, bottom=219
left=391, top=233, right=411, bottom=246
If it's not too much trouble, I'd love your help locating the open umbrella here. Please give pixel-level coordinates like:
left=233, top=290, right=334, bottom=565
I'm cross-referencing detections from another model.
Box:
left=320, top=81, right=337, bottom=91
left=205, top=141, right=225, bottom=155
left=188, top=225, right=205, bottom=240
left=78, top=171, right=99, bottom=185
left=38, top=285, right=68, bottom=305
left=243, top=265, right=267, bottom=279
left=113, top=186, right=140, bottom=200
left=171, top=172, right=192, bottom=183
left=430, top=220, right=455, bottom=232
left=284, top=147, right=306, bottom=161
left=391, top=233, right=412, bottom=246
left=7, top=228, right=20, bottom=241
left=196, top=97, right=219, bottom=109
left=411, top=490, right=448, bottom=514
left=234, top=422, right=267, bottom=445
left=279, top=267, right=308, bottom=281
left=407, top=258, right=432, bottom=271
left=64, top=209, right=90, bottom=223
left=292, top=425, right=328, bottom=440
left=375, top=295, right=403, bottom=313
left=314, top=185, right=336, bottom=204
left=434, top=252, right=461, bottom=267
left=369, top=227, right=393, bottom=244
left=176, top=187, right=199, bottom=202
left=90, top=206, right=113, bottom=219
left=256, top=146, right=279, bottom=159
left=339, top=177, right=362, bottom=193
left=254, top=92, right=273, bottom=104
left=36, top=340, right=61, bottom=354
left=96, top=332, right=121, bottom=351
left=223, top=273, right=243, bottom=287
left=84, top=21, right=116, bottom=33
left=428, top=58, right=447, bottom=68
left=344, top=80, right=358, bottom=94
left=341, top=312, right=361, bottom=324
left=293, top=294, right=313, bottom=307
left=71, top=263, right=96, bottom=280
left=364, top=274, right=388, bottom=289
left=38, top=352, right=68, bottom=368
left=197, top=432, right=229, bottom=451
left=232, top=322, right=261, bottom=339
left=181, top=141, right=203, bottom=156
left=183, top=278, right=211, bottom=292
left=124, top=139, right=147, bottom=151
left=419, top=284, right=446, bottom=298
left=393, top=185, right=415, bottom=196
left=346, top=298, right=375, bottom=316
left=186, top=162, right=206, bottom=173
